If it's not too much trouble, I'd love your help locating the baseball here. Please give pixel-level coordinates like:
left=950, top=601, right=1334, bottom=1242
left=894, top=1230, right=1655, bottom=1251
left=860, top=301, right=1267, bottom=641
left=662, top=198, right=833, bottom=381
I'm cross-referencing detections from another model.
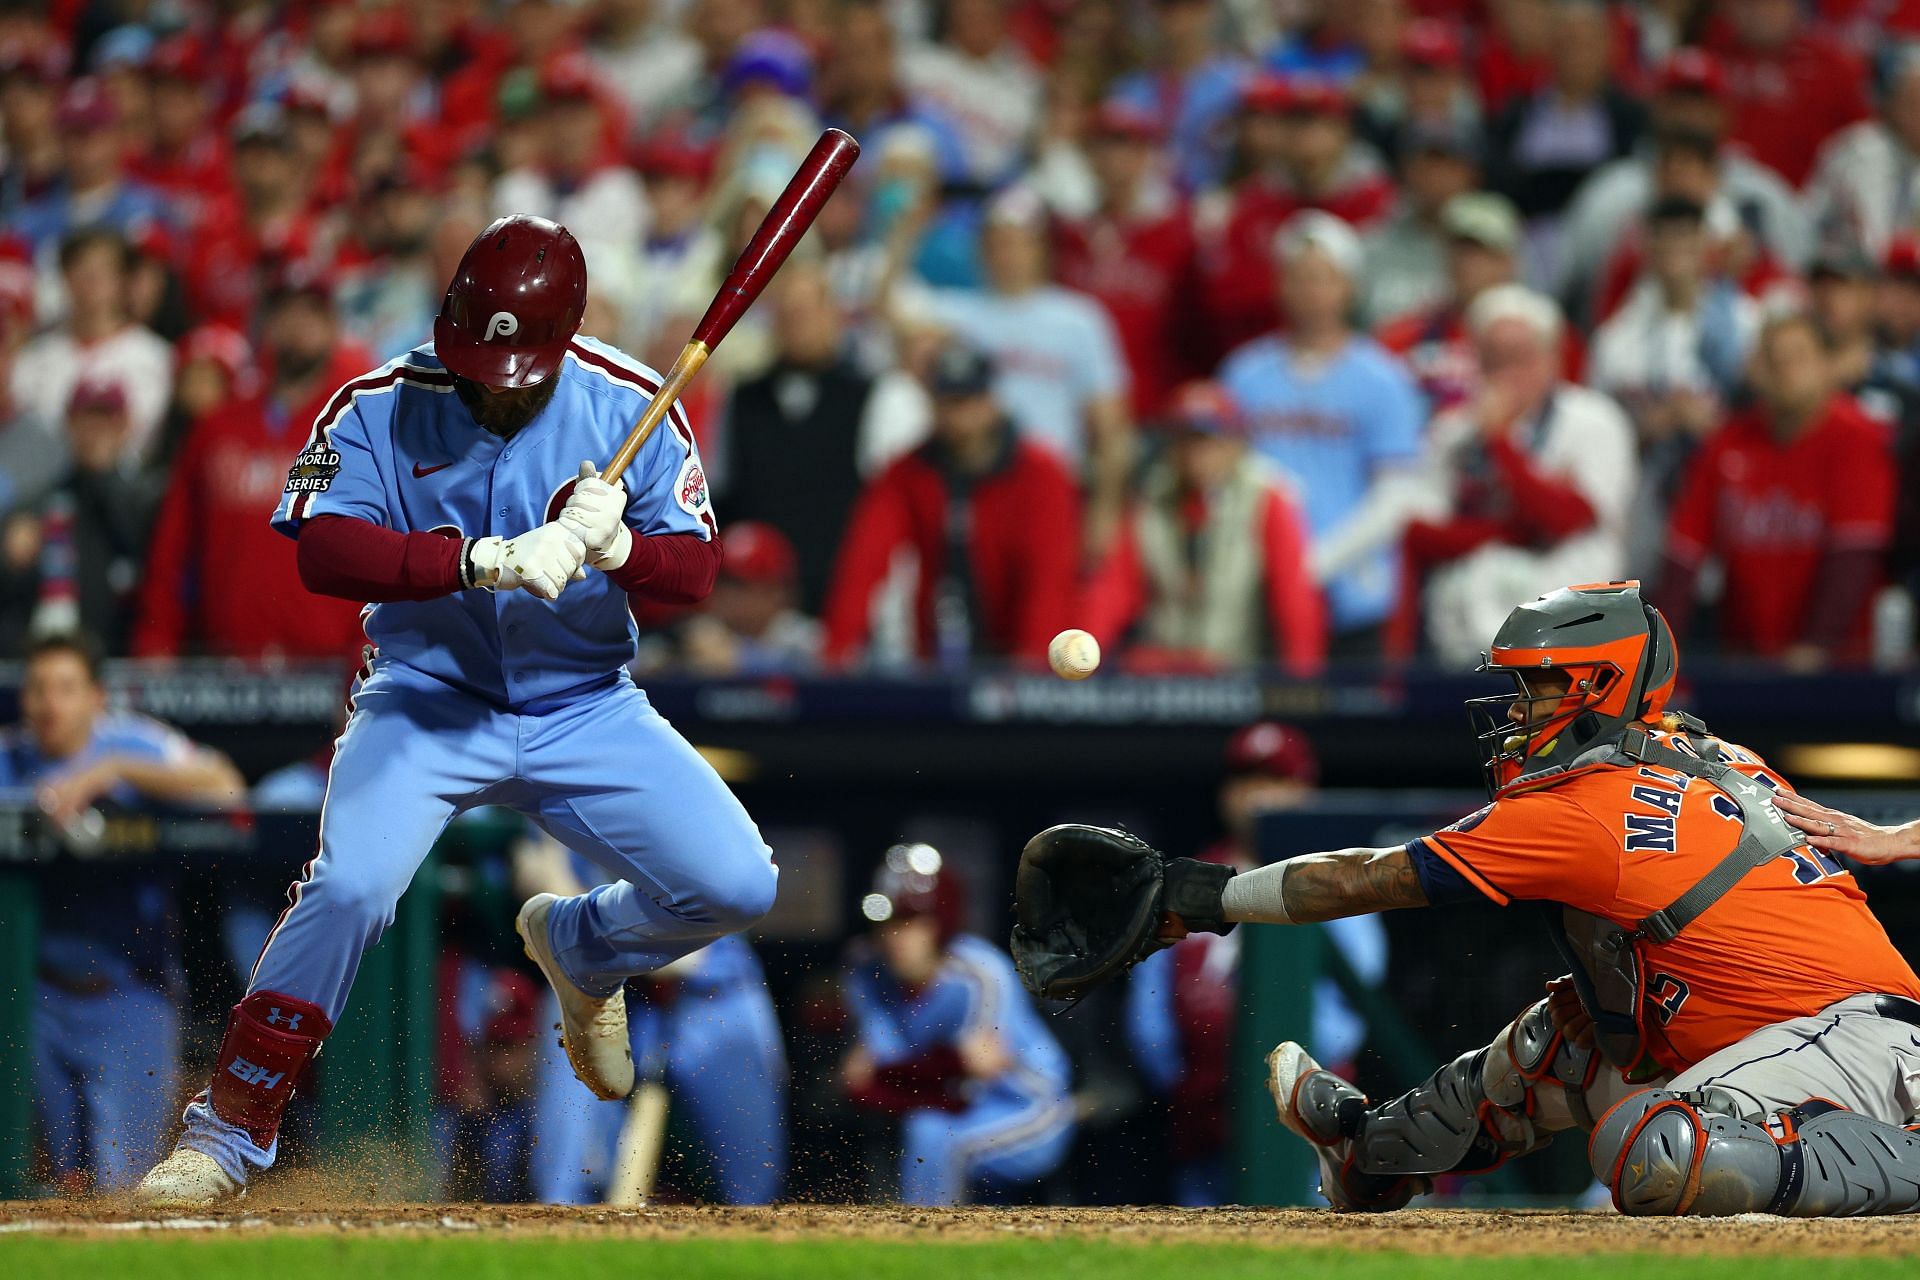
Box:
left=1048, top=629, right=1101, bottom=680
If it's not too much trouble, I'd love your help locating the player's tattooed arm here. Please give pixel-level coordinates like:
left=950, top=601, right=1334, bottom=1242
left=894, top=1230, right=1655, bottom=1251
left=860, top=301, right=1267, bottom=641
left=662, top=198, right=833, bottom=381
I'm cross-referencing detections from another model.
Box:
left=1220, top=846, right=1428, bottom=926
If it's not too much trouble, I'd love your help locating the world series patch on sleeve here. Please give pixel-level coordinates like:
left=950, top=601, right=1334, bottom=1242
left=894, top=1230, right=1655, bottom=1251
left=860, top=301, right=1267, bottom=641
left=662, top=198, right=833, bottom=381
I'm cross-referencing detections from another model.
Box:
left=285, top=444, right=342, bottom=494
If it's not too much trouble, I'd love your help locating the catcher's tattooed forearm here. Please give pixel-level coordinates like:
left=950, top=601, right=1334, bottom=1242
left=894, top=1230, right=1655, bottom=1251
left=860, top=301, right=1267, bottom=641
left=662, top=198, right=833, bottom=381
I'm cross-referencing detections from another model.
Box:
left=1224, top=847, right=1428, bottom=925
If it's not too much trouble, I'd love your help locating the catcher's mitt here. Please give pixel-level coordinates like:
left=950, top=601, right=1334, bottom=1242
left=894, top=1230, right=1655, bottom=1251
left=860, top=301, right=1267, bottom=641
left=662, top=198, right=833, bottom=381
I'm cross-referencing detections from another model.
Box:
left=1010, top=824, right=1236, bottom=1001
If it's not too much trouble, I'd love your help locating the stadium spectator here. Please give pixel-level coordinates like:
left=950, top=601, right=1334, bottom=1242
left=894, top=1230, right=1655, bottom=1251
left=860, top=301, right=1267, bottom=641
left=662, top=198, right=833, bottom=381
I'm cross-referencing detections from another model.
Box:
left=1355, top=18, right=1482, bottom=160
left=0, top=379, right=158, bottom=654
left=334, top=165, right=442, bottom=360
left=181, top=105, right=324, bottom=331
left=1804, top=45, right=1920, bottom=264
left=3, top=630, right=243, bottom=1192
left=0, top=43, right=64, bottom=219
left=1105, top=0, right=1252, bottom=193
left=822, top=342, right=1080, bottom=667
left=587, top=0, right=703, bottom=133
left=1409, top=285, right=1637, bottom=664
left=1219, top=211, right=1425, bottom=659
left=841, top=844, right=1073, bottom=1206
left=1125, top=721, right=1384, bottom=1206
left=1707, top=0, right=1870, bottom=187
left=13, top=228, right=170, bottom=458
left=1557, top=49, right=1810, bottom=311
left=1484, top=0, right=1645, bottom=277
left=10, top=78, right=166, bottom=257
left=1051, top=102, right=1201, bottom=419
left=719, top=264, right=925, bottom=615
left=1265, top=0, right=1364, bottom=83
left=1376, top=191, right=1526, bottom=412
left=1360, top=117, right=1485, bottom=326
left=899, top=187, right=1131, bottom=547
left=1877, top=235, right=1920, bottom=389
left=677, top=522, right=822, bottom=676
left=1079, top=381, right=1324, bottom=673
left=0, top=272, right=58, bottom=516
left=125, top=38, right=230, bottom=231
left=131, top=277, right=371, bottom=660
left=821, top=1, right=969, bottom=187
left=1658, top=311, right=1897, bottom=666
left=899, top=0, right=1043, bottom=186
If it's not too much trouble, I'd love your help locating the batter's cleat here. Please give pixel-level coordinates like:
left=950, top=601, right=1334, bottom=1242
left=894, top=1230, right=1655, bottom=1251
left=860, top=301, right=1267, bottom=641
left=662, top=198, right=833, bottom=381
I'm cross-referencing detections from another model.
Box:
left=1266, top=1041, right=1424, bottom=1213
left=516, top=893, right=634, bottom=1100
left=133, top=1148, right=244, bottom=1209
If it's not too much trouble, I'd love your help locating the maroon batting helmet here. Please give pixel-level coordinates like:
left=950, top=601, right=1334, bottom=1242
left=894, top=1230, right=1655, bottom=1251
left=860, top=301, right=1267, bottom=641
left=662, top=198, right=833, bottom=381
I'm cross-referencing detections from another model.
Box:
left=861, top=843, right=966, bottom=943
left=434, top=215, right=586, bottom=388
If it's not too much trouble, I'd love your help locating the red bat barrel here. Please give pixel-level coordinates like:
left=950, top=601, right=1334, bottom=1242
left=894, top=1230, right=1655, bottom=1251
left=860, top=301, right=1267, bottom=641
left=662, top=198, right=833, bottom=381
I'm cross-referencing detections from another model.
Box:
left=690, top=129, right=861, bottom=350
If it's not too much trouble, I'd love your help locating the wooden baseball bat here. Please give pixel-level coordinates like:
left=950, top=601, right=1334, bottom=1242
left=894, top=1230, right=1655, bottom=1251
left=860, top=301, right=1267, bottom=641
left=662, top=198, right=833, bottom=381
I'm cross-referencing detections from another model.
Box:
left=602, top=129, right=861, bottom=480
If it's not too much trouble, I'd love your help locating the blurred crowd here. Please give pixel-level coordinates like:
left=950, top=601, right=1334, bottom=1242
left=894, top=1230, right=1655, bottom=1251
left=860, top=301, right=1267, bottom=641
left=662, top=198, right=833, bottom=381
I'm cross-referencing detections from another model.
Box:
left=1, top=0, right=1918, bottom=672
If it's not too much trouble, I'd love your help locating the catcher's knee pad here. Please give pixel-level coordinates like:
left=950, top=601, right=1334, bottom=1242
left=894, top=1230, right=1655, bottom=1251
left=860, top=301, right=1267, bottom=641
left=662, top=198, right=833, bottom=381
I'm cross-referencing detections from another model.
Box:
left=1354, top=999, right=1595, bottom=1180
left=1587, top=1091, right=1920, bottom=1217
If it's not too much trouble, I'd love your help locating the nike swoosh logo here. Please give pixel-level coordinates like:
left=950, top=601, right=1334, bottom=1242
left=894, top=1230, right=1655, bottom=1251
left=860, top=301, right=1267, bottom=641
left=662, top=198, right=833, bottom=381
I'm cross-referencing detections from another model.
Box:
left=412, top=461, right=454, bottom=478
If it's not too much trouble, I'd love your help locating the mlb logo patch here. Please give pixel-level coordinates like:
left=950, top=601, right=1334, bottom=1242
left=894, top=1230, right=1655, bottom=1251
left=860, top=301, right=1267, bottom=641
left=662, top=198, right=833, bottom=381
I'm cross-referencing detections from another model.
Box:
left=677, top=458, right=710, bottom=516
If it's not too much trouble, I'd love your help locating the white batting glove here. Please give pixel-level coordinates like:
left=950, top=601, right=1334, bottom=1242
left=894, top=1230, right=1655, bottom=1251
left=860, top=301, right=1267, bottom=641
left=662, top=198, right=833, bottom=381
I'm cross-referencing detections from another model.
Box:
left=559, top=460, right=633, bottom=571
left=466, top=521, right=588, bottom=602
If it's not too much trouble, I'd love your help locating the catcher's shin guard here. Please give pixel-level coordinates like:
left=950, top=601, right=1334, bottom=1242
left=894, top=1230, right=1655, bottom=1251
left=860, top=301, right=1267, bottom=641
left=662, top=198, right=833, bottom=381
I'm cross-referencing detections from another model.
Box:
left=1593, top=1092, right=1920, bottom=1217
left=205, top=991, right=332, bottom=1149
left=1353, top=998, right=1600, bottom=1179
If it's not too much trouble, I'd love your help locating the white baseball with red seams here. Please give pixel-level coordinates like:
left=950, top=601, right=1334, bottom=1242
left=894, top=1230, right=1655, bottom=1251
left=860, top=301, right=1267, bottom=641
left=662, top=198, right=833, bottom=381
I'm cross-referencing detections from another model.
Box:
left=1048, top=629, right=1101, bottom=680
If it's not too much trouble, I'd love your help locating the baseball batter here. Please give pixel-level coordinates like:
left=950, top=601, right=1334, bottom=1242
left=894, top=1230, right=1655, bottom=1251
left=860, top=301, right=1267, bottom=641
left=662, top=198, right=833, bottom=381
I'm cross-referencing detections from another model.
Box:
left=136, top=215, right=777, bottom=1207
left=1016, top=581, right=1920, bottom=1216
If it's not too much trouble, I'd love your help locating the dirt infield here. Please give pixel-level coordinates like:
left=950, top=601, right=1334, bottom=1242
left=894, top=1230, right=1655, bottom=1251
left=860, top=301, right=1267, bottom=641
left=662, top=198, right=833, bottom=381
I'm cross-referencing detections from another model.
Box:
left=3, top=1202, right=1920, bottom=1256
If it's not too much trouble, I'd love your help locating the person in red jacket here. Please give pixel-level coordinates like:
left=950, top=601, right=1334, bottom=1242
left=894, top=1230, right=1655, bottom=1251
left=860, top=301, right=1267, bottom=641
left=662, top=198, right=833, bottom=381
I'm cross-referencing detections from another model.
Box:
left=1706, top=0, right=1871, bottom=186
left=1079, top=381, right=1324, bottom=674
left=131, top=277, right=372, bottom=659
left=823, top=343, right=1080, bottom=667
left=1658, top=310, right=1896, bottom=667
left=1052, top=101, right=1202, bottom=420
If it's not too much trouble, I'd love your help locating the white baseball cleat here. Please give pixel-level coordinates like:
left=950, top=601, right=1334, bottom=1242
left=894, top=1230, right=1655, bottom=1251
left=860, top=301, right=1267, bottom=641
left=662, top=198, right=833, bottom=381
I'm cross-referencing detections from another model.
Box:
left=134, top=1148, right=244, bottom=1208
left=1267, top=1041, right=1423, bottom=1212
left=516, top=892, right=634, bottom=1101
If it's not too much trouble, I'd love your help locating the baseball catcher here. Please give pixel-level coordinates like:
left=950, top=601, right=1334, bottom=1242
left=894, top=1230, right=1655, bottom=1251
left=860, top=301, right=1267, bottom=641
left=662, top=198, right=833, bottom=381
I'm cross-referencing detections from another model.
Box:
left=1014, top=580, right=1920, bottom=1216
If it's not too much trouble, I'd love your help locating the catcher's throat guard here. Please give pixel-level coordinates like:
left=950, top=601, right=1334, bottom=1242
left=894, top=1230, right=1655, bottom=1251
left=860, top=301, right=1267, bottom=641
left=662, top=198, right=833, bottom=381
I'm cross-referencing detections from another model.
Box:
left=1010, top=824, right=1235, bottom=1001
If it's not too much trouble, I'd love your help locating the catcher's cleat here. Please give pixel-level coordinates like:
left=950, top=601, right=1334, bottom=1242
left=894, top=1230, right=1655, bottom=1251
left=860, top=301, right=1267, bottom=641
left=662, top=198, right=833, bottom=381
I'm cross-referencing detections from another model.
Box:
left=516, top=893, right=634, bottom=1101
left=134, top=1148, right=244, bottom=1209
left=1266, top=1041, right=1425, bottom=1212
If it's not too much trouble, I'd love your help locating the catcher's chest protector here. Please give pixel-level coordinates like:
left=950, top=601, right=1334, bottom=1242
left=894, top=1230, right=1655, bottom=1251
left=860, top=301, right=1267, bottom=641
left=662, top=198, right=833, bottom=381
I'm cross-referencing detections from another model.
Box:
left=1534, top=722, right=1806, bottom=1073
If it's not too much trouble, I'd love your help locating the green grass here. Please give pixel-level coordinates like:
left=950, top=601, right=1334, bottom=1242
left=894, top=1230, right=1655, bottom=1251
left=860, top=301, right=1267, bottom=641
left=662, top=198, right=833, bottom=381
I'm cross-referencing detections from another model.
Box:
left=1, top=1237, right=1914, bottom=1280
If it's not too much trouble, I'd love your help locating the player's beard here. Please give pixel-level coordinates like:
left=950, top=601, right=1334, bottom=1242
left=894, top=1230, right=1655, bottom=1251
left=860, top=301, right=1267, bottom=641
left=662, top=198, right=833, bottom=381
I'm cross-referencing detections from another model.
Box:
left=454, top=374, right=559, bottom=438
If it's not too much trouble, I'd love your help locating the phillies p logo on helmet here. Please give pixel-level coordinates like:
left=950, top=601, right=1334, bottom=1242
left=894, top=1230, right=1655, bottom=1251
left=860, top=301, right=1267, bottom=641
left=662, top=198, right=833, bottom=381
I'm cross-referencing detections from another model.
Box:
left=486, top=311, right=520, bottom=340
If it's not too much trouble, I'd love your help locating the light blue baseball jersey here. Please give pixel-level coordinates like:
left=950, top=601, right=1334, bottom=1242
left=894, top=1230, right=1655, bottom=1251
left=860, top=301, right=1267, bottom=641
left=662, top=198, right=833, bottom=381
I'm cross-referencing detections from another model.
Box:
left=1218, top=334, right=1427, bottom=633
left=270, top=336, right=715, bottom=706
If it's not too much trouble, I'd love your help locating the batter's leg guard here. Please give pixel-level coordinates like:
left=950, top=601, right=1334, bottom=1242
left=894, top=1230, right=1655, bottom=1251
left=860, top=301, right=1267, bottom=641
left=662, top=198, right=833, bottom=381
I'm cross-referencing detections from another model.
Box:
left=1351, top=997, right=1600, bottom=1180
left=204, top=991, right=333, bottom=1150
left=1593, top=1092, right=1920, bottom=1217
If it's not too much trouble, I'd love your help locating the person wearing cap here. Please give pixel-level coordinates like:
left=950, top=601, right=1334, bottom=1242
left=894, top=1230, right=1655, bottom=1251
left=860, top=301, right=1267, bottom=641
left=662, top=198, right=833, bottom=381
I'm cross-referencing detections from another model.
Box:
left=1106, top=0, right=1255, bottom=194
left=1219, top=210, right=1425, bottom=659
left=0, top=42, right=67, bottom=217
left=1123, top=721, right=1385, bottom=1205
left=10, top=77, right=169, bottom=256
left=1482, top=0, right=1645, bottom=260
left=334, top=161, right=443, bottom=360
left=841, top=843, right=1073, bottom=1205
left=719, top=263, right=918, bottom=616
left=822, top=340, right=1081, bottom=667
left=1559, top=50, right=1809, bottom=311
left=1409, top=284, right=1637, bottom=664
left=1807, top=45, right=1920, bottom=269
left=1052, top=101, right=1202, bottom=419
left=1587, top=197, right=1758, bottom=529
left=678, top=520, right=822, bottom=675
left=586, top=0, right=702, bottom=133
left=131, top=277, right=373, bottom=661
left=898, top=0, right=1042, bottom=186
left=823, top=2, right=971, bottom=187
left=1657, top=309, right=1896, bottom=667
left=896, top=185, right=1132, bottom=546
left=492, top=53, right=646, bottom=277
left=1376, top=191, right=1537, bottom=412
left=1353, top=18, right=1482, bottom=161
left=125, top=37, right=228, bottom=220
left=13, top=229, right=172, bottom=460
left=1079, top=380, right=1323, bottom=673
left=1360, top=116, right=1486, bottom=326
left=178, top=104, right=324, bottom=329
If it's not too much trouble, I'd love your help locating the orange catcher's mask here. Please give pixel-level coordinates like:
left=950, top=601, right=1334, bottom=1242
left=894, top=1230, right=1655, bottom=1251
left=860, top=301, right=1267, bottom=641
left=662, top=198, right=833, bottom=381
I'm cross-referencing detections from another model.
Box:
left=1468, top=581, right=1679, bottom=796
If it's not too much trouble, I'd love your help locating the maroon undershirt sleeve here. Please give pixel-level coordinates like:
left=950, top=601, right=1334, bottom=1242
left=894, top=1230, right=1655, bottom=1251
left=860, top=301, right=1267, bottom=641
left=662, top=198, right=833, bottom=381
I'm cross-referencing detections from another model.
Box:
left=604, top=530, right=722, bottom=605
left=296, top=515, right=464, bottom=602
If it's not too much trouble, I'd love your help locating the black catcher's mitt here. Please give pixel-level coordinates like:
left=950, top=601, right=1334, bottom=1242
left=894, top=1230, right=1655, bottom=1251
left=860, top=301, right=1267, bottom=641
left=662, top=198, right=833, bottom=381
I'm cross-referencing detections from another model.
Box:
left=1010, top=824, right=1236, bottom=1001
